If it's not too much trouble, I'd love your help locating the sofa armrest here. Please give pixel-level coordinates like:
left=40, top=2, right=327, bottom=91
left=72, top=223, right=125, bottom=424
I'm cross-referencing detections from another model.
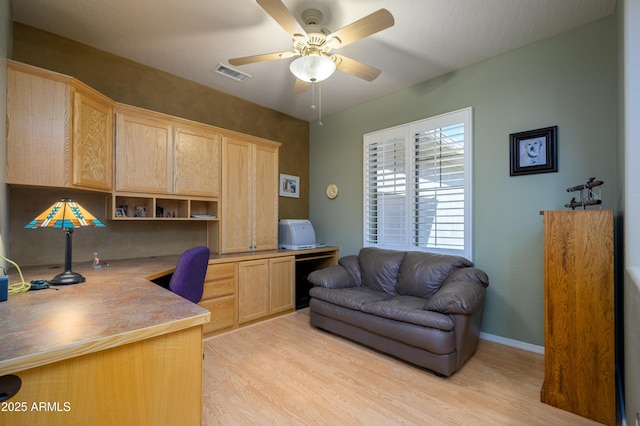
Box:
left=308, top=265, right=358, bottom=289
left=424, top=281, right=486, bottom=315
left=444, top=267, right=489, bottom=287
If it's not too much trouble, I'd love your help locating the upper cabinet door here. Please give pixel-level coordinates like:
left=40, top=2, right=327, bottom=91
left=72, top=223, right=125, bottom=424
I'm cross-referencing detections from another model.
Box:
left=115, top=106, right=173, bottom=194
left=174, top=125, right=220, bottom=197
left=7, top=62, right=115, bottom=192
left=7, top=64, right=72, bottom=188
left=72, top=88, right=113, bottom=190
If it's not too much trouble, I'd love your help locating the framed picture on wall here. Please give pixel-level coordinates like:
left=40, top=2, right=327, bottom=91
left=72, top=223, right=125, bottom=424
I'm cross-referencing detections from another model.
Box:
left=509, top=126, right=558, bottom=176
left=279, top=174, right=300, bottom=198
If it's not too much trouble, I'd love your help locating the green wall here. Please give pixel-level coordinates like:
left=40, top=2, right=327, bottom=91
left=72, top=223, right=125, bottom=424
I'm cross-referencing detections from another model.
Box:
left=309, top=17, right=617, bottom=346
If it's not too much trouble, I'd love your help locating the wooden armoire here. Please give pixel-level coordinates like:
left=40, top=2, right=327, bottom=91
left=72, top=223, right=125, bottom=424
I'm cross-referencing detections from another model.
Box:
left=540, top=209, right=615, bottom=425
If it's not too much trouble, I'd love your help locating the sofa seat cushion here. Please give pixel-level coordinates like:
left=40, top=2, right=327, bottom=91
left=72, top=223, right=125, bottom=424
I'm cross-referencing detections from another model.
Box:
left=309, top=286, right=393, bottom=311
left=310, top=298, right=456, bottom=355
left=397, top=251, right=473, bottom=298
left=361, top=296, right=455, bottom=331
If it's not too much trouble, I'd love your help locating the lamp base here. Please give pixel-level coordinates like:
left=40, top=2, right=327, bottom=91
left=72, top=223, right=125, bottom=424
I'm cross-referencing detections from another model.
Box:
left=50, top=270, right=86, bottom=285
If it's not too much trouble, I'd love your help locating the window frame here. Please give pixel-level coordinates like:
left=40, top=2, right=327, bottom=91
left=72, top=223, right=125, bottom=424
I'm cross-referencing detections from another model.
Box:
left=362, top=107, right=473, bottom=260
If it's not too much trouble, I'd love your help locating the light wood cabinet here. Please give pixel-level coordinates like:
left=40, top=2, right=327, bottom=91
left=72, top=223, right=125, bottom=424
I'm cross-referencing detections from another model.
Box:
left=238, top=259, right=270, bottom=324
left=115, top=105, right=173, bottom=194
left=237, top=256, right=294, bottom=325
left=114, top=105, right=221, bottom=197
left=269, top=256, right=295, bottom=314
left=199, top=262, right=236, bottom=336
left=174, top=124, right=220, bottom=197
left=540, top=209, right=615, bottom=426
left=4, top=326, right=203, bottom=426
left=72, top=88, right=113, bottom=190
left=254, top=143, right=280, bottom=251
left=221, top=136, right=280, bottom=253
left=7, top=61, right=113, bottom=191
left=201, top=248, right=337, bottom=337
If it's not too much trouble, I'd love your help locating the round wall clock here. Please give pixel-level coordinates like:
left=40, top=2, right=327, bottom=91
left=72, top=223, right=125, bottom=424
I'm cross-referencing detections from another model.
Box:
left=326, top=183, right=339, bottom=199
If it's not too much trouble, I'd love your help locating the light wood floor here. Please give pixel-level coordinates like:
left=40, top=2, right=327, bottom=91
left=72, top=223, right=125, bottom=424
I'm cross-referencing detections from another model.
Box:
left=203, top=309, right=599, bottom=425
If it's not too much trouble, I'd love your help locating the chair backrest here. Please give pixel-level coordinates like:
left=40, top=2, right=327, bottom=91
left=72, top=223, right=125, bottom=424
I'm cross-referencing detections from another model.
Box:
left=168, top=246, right=210, bottom=303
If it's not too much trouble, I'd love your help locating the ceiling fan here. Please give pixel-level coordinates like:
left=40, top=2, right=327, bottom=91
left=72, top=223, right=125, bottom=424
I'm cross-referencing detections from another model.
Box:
left=229, top=0, right=394, bottom=90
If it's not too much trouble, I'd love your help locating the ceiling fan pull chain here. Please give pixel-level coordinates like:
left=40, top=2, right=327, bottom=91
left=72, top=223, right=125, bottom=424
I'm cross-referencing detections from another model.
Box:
left=318, top=81, right=323, bottom=126
left=311, top=82, right=316, bottom=110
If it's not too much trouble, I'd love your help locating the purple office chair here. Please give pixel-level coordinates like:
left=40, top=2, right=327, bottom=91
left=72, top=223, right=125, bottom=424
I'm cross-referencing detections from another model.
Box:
left=168, top=246, right=210, bottom=303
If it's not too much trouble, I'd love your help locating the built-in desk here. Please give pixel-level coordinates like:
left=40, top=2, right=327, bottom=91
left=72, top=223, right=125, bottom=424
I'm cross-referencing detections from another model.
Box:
left=0, top=257, right=210, bottom=426
left=201, top=246, right=339, bottom=336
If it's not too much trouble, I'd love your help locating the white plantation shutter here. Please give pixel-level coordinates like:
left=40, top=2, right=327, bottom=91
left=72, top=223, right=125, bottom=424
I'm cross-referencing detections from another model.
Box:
left=364, top=130, right=408, bottom=249
left=363, top=108, right=472, bottom=259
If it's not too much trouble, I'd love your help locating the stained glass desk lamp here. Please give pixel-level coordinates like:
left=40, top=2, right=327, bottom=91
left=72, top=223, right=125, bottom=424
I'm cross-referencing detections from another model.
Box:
left=25, top=198, right=105, bottom=285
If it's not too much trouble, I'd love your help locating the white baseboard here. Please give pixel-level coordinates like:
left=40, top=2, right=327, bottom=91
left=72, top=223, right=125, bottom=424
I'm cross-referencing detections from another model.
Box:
left=480, top=332, right=545, bottom=354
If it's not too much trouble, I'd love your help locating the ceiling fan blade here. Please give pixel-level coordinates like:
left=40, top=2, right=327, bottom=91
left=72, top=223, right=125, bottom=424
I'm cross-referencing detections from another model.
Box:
left=257, top=0, right=308, bottom=39
left=327, top=9, right=394, bottom=49
left=333, top=54, right=381, bottom=82
left=229, top=51, right=296, bottom=66
left=293, top=78, right=310, bottom=94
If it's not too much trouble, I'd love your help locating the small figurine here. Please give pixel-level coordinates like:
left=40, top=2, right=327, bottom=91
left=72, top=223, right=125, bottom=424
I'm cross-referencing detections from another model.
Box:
left=92, top=251, right=102, bottom=269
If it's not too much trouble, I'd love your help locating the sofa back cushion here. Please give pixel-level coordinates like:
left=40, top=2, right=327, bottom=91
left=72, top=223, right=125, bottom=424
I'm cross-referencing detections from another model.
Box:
left=397, top=251, right=472, bottom=298
left=358, top=247, right=406, bottom=295
left=338, top=255, right=362, bottom=286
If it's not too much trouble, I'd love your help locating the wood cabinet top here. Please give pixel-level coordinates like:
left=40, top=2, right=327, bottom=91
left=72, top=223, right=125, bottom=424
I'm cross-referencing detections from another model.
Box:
left=0, top=256, right=210, bottom=375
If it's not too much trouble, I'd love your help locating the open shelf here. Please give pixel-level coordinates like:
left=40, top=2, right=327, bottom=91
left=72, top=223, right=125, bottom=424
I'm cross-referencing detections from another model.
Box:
left=108, top=193, right=218, bottom=221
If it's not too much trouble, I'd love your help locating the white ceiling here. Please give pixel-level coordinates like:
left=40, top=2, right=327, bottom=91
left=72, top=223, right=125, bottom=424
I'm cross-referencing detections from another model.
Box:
left=11, top=0, right=616, bottom=123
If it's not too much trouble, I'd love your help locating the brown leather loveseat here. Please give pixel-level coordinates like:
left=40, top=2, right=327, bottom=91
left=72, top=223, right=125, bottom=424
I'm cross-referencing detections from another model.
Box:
left=308, top=247, right=489, bottom=376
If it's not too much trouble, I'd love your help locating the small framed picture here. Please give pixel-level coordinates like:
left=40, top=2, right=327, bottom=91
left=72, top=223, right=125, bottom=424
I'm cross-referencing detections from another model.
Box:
left=115, top=208, right=125, bottom=217
left=509, top=126, right=558, bottom=176
left=279, top=174, right=300, bottom=198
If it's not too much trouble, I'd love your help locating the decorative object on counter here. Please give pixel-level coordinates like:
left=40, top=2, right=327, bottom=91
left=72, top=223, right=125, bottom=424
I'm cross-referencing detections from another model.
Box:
left=509, top=126, right=558, bottom=176
left=92, top=252, right=102, bottom=269
left=565, top=177, right=603, bottom=210
left=0, top=255, right=30, bottom=294
left=25, top=198, right=106, bottom=285
left=0, top=270, right=7, bottom=301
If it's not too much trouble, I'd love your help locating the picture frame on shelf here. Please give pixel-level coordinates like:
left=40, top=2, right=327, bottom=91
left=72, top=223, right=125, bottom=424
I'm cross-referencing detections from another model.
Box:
left=279, top=174, right=300, bottom=198
left=115, top=208, right=125, bottom=217
left=509, top=126, right=558, bottom=176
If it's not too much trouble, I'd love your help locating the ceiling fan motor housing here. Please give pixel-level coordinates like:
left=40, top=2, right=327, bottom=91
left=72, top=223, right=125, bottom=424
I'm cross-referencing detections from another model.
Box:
left=293, top=9, right=334, bottom=56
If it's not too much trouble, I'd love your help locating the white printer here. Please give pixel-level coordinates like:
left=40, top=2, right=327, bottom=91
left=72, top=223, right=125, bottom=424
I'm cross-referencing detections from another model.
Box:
left=279, top=219, right=317, bottom=250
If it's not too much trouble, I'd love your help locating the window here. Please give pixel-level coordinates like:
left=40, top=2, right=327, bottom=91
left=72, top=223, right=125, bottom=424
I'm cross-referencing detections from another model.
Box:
left=363, top=107, right=473, bottom=259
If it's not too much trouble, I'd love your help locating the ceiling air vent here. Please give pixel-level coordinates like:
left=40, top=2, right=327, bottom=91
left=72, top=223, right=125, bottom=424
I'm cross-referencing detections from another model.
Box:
left=214, top=64, right=251, bottom=82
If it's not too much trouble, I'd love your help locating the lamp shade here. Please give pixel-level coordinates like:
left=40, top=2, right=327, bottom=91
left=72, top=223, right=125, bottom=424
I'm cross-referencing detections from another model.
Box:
left=25, top=198, right=105, bottom=229
left=289, top=55, right=336, bottom=83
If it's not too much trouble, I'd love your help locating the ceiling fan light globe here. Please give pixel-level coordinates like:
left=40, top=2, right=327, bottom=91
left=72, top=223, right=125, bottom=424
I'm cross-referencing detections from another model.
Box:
left=289, top=55, right=336, bottom=83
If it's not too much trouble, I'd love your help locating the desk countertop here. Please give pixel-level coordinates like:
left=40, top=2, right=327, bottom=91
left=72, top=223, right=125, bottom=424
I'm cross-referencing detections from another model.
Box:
left=0, top=256, right=210, bottom=375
